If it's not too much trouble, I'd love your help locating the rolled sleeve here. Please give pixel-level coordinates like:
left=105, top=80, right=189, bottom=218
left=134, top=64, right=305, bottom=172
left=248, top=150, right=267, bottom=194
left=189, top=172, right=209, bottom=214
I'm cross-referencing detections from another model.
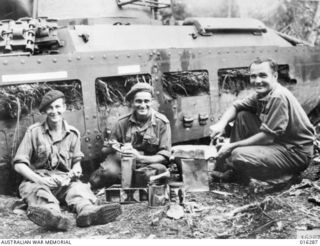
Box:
left=13, top=129, right=33, bottom=167
left=259, top=97, right=288, bottom=136
left=233, top=93, right=257, bottom=112
left=156, top=122, right=171, bottom=160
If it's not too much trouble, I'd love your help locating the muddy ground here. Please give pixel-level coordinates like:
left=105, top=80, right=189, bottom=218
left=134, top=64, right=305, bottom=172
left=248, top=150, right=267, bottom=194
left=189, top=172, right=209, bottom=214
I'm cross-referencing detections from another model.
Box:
left=1, top=160, right=320, bottom=239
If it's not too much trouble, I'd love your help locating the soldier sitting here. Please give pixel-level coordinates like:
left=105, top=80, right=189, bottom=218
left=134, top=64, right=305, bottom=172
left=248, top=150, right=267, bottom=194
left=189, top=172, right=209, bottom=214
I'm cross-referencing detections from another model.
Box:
left=90, top=83, right=171, bottom=188
left=209, top=58, right=315, bottom=185
left=13, top=90, right=121, bottom=231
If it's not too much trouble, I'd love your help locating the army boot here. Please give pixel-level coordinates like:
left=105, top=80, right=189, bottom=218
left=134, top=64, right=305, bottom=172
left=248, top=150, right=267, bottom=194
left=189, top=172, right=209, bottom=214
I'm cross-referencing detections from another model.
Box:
left=27, top=206, right=72, bottom=231
left=76, top=203, right=122, bottom=227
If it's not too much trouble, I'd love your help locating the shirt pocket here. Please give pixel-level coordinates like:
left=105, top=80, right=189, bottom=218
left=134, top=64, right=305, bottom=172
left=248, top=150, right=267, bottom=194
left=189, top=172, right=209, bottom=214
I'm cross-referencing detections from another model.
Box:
left=142, top=134, right=160, bottom=155
left=59, top=150, right=71, bottom=164
left=143, top=134, right=159, bottom=145
left=37, top=145, right=48, bottom=160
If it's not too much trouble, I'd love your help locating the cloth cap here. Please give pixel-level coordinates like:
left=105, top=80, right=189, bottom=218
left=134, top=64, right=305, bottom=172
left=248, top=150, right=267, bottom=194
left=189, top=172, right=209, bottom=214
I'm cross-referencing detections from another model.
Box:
left=39, top=90, right=65, bottom=112
left=125, top=83, right=154, bottom=102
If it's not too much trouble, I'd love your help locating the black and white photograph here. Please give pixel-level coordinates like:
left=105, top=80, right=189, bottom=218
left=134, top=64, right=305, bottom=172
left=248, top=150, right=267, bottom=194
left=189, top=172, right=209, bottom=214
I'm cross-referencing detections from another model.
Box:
left=0, top=0, right=320, bottom=243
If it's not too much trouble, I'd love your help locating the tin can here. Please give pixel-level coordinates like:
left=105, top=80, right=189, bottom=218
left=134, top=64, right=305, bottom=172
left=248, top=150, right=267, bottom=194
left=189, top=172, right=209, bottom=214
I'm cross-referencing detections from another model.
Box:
left=169, top=182, right=185, bottom=205
left=148, top=184, right=166, bottom=207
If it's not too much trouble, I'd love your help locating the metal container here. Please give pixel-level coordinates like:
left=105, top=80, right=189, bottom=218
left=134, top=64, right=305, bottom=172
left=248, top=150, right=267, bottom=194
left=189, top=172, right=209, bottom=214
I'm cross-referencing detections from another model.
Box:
left=121, top=155, right=136, bottom=188
left=148, top=184, right=166, bottom=207
left=169, top=182, right=185, bottom=205
left=133, top=167, right=157, bottom=188
left=105, top=185, right=148, bottom=204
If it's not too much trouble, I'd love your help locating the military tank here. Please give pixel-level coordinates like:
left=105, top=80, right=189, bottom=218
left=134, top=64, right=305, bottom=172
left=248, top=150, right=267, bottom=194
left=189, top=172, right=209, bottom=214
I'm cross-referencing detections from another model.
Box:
left=0, top=0, right=319, bottom=194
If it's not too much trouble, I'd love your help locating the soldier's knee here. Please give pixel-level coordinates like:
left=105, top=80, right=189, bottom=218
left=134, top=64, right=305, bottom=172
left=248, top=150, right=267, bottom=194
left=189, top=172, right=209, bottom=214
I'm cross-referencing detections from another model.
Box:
left=235, top=111, right=253, bottom=122
left=230, top=148, right=242, bottom=162
left=89, top=167, right=120, bottom=189
left=230, top=147, right=251, bottom=171
left=148, top=163, right=167, bottom=174
left=19, top=181, right=48, bottom=198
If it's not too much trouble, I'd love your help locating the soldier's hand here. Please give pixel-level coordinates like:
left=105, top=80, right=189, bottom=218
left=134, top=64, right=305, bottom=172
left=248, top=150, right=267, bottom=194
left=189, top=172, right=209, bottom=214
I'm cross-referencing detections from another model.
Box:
left=103, top=139, right=118, bottom=147
left=51, top=174, right=71, bottom=187
left=209, top=123, right=225, bottom=141
left=69, top=162, right=82, bottom=178
left=102, top=139, right=120, bottom=154
left=38, top=177, right=58, bottom=188
left=121, top=143, right=133, bottom=152
left=121, top=146, right=142, bottom=161
left=216, top=142, right=235, bottom=159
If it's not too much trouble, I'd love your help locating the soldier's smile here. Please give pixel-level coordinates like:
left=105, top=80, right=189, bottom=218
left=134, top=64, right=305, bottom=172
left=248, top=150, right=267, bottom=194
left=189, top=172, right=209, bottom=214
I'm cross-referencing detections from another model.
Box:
left=132, top=91, right=152, bottom=119
left=45, top=98, right=66, bottom=123
left=250, top=62, right=278, bottom=95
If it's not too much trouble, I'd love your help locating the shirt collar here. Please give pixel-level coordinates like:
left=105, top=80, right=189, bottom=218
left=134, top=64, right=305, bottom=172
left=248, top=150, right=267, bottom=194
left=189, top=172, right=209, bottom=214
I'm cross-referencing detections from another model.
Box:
left=42, top=119, right=70, bottom=134
left=257, top=84, right=278, bottom=102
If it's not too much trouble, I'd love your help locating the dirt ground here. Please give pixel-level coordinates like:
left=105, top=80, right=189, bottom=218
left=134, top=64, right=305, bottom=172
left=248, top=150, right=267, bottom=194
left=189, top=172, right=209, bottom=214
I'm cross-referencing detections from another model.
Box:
left=1, top=159, right=320, bottom=240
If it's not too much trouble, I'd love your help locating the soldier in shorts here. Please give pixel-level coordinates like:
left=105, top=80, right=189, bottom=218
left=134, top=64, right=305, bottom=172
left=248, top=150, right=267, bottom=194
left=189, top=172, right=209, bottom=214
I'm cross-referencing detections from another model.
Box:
left=90, top=83, right=171, bottom=188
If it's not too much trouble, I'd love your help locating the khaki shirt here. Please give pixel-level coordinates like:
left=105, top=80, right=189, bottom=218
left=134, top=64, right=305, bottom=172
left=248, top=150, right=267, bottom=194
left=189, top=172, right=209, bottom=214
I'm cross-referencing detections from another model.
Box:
left=233, top=84, right=315, bottom=154
left=13, top=120, right=84, bottom=171
left=110, top=109, right=171, bottom=161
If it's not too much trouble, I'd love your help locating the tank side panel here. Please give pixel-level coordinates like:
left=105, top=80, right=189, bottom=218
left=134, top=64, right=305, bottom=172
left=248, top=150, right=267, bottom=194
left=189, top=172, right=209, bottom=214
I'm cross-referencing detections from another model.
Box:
left=69, top=25, right=292, bottom=53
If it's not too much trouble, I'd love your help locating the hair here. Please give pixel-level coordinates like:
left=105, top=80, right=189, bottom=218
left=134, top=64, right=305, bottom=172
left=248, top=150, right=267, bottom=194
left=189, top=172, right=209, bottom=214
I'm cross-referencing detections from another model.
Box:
left=249, top=58, right=278, bottom=74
